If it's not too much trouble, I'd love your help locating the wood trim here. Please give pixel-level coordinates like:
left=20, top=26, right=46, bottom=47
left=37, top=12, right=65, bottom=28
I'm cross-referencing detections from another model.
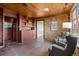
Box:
left=0, top=8, right=3, bottom=46
left=12, top=18, right=17, bottom=41
left=17, top=13, right=22, bottom=43
left=71, top=4, right=77, bottom=13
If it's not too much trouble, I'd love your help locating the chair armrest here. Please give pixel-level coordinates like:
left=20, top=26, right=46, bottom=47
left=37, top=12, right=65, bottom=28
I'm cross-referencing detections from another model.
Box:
left=56, top=42, right=67, bottom=48
left=48, top=43, right=66, bottom=56
left=52, top=44, right=66, bottom=51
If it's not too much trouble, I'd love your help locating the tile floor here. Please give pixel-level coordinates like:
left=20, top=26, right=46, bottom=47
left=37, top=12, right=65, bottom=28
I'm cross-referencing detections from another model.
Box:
left=0, top=39, right=51, bottom=56
left=0, top=38, right=79, bottom=56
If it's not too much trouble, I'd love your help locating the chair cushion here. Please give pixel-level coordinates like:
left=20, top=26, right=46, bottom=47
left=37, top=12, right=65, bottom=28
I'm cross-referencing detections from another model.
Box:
left=56, top=42, right=66, bottom=48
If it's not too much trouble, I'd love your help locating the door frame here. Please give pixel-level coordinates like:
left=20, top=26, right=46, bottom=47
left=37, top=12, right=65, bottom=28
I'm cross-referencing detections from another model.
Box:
left=12, top=18, right=17, bottom=41
left=36, top=20, right=45, bottom=39
left=0, top=8, right=3, bottom=47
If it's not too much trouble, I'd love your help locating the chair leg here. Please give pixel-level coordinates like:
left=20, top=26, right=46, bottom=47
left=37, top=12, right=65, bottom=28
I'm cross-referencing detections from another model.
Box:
left=49, top=52, right=51, bottom=56
left=74, top=47, right=78, bottom=56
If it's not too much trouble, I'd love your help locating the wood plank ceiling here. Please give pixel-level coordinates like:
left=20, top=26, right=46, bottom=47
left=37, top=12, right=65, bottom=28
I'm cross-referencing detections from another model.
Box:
left=0, top=3, right=74, bottom=19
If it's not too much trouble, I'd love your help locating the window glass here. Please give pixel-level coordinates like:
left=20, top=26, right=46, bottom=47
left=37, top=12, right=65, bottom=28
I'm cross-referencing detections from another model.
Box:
left=77, top=4, right=79, bottom=35
left=71, top=5, right=78, bottom=36
left=72, top=8, right=76, bottom=19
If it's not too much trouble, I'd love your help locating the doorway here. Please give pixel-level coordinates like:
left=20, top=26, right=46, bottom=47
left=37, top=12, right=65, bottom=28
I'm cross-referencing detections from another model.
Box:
left=4, top=16, right=13, bottom=43
left=3, top=16, right=17, bottom=46
left=37, top=21, right=44, bottom=41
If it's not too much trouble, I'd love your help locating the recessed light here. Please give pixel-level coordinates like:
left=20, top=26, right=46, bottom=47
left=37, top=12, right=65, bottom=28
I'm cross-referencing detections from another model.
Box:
left=44, top=8, right=49, bottom=11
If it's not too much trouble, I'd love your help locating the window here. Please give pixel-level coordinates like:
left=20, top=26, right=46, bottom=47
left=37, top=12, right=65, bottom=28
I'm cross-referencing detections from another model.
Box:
left=71, top=4, right=79, bottom=36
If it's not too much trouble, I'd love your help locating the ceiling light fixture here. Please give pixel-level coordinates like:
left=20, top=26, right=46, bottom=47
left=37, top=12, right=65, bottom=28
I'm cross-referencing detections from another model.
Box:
left=44, top=8, right=49, bottom=11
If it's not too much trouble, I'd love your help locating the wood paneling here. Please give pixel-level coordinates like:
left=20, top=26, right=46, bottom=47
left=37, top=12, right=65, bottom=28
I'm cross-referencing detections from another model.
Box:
left=0, top=3, right=74, bottom=18
left=35, top=14, right=69, bottom=42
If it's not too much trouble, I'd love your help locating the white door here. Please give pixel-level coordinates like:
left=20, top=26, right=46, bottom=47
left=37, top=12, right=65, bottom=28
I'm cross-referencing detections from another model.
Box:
left=37, top=21, right=44, bottom=41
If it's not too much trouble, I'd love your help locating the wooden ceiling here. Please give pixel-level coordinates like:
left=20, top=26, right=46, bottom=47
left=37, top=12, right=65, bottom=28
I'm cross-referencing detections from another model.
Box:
left=0, top=3, right=74, bottom=18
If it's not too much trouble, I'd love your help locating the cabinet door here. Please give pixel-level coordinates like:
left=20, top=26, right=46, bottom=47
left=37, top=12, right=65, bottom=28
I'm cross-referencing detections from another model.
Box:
left=0, top=8, right=3, bottom=46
